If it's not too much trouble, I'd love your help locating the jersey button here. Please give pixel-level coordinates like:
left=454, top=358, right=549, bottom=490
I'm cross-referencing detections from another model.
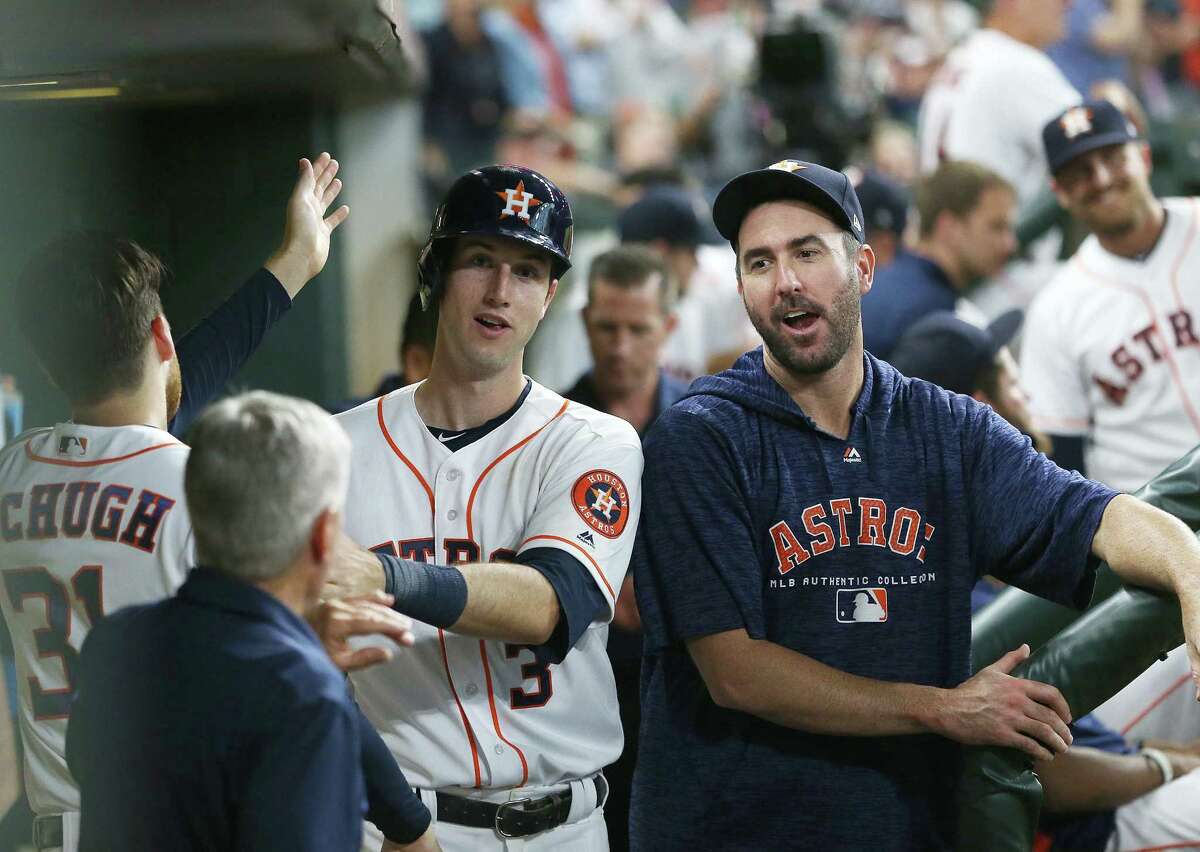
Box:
left=447, top=509, right=459, bottom=521
left=447, top=469, right=460, bottom=481
left=493, top=745, right=504, bottom=755
left=465, top=683, right=478, bottom=696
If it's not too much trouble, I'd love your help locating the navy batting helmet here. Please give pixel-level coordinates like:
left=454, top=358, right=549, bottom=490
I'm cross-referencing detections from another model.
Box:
left=417, top=165, right=573, bottom=308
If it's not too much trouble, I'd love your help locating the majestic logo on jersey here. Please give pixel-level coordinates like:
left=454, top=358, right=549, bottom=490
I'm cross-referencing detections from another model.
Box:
left=842, top=446, right=862, bottom=463
left=576, top=530, right=596, bottom=548
left=56, top=436, right=88, bottom=457
left=1059, top=107, right=1094, bottom=139
left=572, top=469, right=629, bottom=539
left=769, top=160, right=807, bottom=173
left=496, top=180, right=542, bottom=222
left=836, top=587, right=888, bottom=623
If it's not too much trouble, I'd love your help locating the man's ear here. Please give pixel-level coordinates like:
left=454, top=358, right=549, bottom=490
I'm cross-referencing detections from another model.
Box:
left=310, top=508, right=338, bottom=565
left=541, top=277, right=559, bottom=320
left=149, top=314, right=176, bottom=364
left=856, top=243, right=877, bottom=295
left=664, top=312, right=679, bottom=336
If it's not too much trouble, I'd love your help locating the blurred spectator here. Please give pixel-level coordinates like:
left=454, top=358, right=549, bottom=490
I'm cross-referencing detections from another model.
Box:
left=846, top=166, right=909, bottom=267
left=617, top=186, right=751, bottom=379
left=869, top=120, right=921, bottom=188
left=420, top=0, right=514, bottom=185
left=862, top=161, right=1017, bottom=358
left=889, top=310, right=1043, bottom=449
left=1047, top=0, right=1145, bottom=94
left=918, top=0, right=1079, bottom=210
left=327, top=295, right=438, bottom=414
left=609, top=0, right=693, bottom=116
left=564, top=245, right=688, bottom=852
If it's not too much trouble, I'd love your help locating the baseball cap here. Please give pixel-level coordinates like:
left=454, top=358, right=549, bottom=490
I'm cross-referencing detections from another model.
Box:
left=617, top=186, right=704, bottom=247
left=1043, top=100, right=1140, bottom=174
left=712, top=159, right=866, bottom=246
left=849, top=167, right=909, bottom=238
left=889, top=310, right=1023, bottom=395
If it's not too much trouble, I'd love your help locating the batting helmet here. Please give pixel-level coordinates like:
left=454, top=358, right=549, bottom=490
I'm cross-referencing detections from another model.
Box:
left=417, top=165, right=574, bottom=308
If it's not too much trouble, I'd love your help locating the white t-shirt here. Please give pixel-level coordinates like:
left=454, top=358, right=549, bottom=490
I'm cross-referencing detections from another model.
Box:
left=1021, top=198, right=1200, bottom=492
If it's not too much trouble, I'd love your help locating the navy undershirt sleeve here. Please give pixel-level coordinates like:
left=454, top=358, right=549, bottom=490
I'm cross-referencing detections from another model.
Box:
left=169, top=268, right=292, bottom=437
left=965, top=404, right=1117, bottom=609
left=357, top=705, right=431, bottom=843
left=1048, top=432, right=1087, bottom=478
left=515, top=547, right=608, bottom=665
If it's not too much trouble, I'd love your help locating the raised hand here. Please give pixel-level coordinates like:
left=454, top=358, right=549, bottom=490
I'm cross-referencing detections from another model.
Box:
left=934, top=644, right=1074, bottom=761
left=310, top=590, right=414, bottom=673
left=265, top=152, right=351, bottom=298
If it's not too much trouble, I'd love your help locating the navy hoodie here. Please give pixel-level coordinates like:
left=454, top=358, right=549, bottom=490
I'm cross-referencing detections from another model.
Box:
left=629, top=348, right=1116, bottom=851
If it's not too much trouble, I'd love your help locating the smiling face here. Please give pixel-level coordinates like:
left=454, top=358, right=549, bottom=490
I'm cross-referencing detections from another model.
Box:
left=1052, top=142, right=1156, bottom=239
left=436, top=234, right=558, bottom=378
left=736, top=200, right=874, bottom=379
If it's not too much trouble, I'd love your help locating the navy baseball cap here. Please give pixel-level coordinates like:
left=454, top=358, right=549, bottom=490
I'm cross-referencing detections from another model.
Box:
left=889, top=310, right=1023, bottom=395
left=618, top=186, right=704, bottom=247
left=713, top=159, right=866, bottom=246
left=1043, top=100, right=1140, bottom=174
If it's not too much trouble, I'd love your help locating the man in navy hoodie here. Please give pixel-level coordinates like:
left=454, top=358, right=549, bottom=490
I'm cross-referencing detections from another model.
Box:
left=629, top=159, right=1200, bottom=850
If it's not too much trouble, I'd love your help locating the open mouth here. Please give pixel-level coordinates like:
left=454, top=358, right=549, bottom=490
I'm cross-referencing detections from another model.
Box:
left=475, top=314, right=510, bottom=331
left=782, top=310, right=820, bottom=332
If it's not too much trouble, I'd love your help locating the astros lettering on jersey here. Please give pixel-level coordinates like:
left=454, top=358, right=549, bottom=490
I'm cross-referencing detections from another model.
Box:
left=337, top=380, right=643, bottom=792
left=0, top=424, right=192, bottom=818
left=1021, top=198, right=1200, bottom=492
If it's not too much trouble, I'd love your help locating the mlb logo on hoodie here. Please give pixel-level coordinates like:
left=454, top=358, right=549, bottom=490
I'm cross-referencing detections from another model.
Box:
left=836, top=587, right=888, bottom=623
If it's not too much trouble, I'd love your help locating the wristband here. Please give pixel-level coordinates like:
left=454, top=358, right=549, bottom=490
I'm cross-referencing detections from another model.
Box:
left=1141, top=747, right=1173, bottom=785
left=376, top=553, right=468, bottom=628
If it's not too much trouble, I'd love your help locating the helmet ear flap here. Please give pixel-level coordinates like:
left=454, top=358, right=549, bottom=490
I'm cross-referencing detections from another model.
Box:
left=417, top=239, right=447, bottom=310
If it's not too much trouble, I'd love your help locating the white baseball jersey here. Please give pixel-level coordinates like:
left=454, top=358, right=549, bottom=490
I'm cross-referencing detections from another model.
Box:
left=917, top=28, right=1080, bottom=211
left=337, top=380, right=643, bottom=793
left=1021, top=198, right=1200, bottom=493
left=0, top=424, right=192, bottom=817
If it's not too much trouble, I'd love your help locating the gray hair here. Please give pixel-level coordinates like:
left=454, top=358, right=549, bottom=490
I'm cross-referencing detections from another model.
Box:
left=185, top=391, right=351, bottom=582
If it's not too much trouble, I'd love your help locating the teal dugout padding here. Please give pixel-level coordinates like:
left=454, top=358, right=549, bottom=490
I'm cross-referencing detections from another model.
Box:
left=958, top=444, right=1200, bottom=849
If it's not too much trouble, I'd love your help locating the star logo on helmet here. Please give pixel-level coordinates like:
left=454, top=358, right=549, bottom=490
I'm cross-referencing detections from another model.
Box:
left=496, top=180, right=542, bottom=222
left=769, top=160, right=807, bottom=173
left=1060, top=107, right=1094, bottom=140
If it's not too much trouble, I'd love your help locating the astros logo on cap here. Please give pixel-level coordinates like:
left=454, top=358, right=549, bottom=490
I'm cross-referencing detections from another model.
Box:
left=496, top=180, right=542, bottom=222
left=769, top=160, right=807, bottom=173
left=572, top=469, right=630, bottom=539
left=1059, top=107, right=1094, bottom=140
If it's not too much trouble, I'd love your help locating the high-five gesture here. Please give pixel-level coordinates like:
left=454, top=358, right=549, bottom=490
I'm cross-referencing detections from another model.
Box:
left=265, top=152, right=351, bottom=297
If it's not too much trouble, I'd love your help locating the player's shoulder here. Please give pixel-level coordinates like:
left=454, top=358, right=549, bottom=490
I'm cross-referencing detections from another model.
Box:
left=0, top=426, right=52, bottom=462
left=532, top=381, right=641, bottom=449
left=335, top=382, right=418, bottom=433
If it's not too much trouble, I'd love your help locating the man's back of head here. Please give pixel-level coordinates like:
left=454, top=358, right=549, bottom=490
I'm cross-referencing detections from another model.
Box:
left=14, top=232, right=166, bottom=406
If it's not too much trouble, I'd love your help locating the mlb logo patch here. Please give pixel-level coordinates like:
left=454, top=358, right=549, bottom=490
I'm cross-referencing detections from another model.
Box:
left=57, top=435, right=88, bottom=457
left=836, top=588, right=888, bottom=623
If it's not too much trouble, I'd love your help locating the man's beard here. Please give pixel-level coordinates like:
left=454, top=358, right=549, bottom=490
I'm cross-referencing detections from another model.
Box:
left=748, top=268, right=862, bottom=376
left=165, top=355, right=182, bottom=422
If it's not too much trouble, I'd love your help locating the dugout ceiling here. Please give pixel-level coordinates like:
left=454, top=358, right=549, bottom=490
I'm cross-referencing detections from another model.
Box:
left=0, top=0, right=412, bottom=104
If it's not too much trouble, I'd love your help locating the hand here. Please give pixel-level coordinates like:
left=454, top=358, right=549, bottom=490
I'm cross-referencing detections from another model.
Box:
left=264, top=152, right=350, bottom=298
left=322, top=528, right=388, bottom=602
left=382, top=824, right=441, bottom=851
left=933, top=644, right=1074, bottom=761
left=310, top=591, right=414, bottom=672
left=1179, top=589, right=1200, bottom=702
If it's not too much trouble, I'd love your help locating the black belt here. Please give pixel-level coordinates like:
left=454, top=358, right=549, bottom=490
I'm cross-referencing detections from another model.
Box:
left=33, top=815, right=63, bottom=850
left=434, top=775, right=608, bottom=839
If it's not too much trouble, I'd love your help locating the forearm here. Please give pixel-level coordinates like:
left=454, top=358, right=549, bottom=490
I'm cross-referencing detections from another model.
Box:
left=1092, top=494, right=1200, bottom=596
left=451, top=561, right=560, bottom=644
left=687, top=631, right=939, bottom=736
left=1037, top=746, right=1161, bottom=812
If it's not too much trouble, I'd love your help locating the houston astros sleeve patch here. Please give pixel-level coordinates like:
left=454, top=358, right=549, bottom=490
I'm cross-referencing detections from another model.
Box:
left=572, top=469, right=630, bottom=539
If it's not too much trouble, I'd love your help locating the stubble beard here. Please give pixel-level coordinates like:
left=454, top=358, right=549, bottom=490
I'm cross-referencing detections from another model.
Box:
left=748, top=268, right=862, bottom=377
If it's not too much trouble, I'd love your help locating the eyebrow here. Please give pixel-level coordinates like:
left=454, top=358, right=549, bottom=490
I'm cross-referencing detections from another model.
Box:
left=460, top=240, right=549, bottom=265
left=739, top=234, right=829, bottom=265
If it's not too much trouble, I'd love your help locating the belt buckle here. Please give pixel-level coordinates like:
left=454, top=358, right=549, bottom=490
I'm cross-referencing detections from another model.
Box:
left=494, top=797, right=533, bottom=838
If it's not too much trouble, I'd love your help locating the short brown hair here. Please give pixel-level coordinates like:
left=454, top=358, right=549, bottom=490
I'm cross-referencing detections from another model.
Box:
left=14, top=231, right=167, bottom=405
left=915, top=161, right=1014, bottom=239
left=587, top=245, right=676, bottom=314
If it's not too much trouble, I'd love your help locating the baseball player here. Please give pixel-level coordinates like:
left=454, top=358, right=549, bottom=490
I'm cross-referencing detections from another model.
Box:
left=327, top=165, right=643, bottom=851
left=1022, top=99, right=1200, bottom=749
left=0, top=155, right=435, bottom=852
left=917, top=0, right=1080, bottom=314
